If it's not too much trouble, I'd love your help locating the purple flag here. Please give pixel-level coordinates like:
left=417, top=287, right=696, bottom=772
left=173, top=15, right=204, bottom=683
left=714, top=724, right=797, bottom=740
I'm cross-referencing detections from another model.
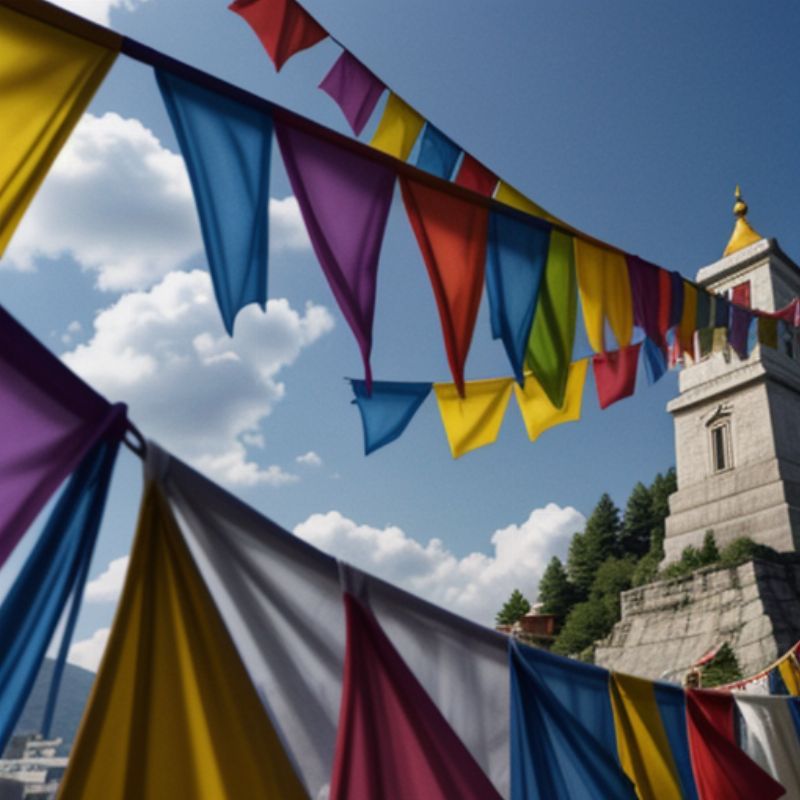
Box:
left=0, top=307, right=125, bottom=568
left=626, top=255, right=663, bottom=346
left=319, top=51, right=385, bottom=136
left=275, top=122, right=395, bottom=390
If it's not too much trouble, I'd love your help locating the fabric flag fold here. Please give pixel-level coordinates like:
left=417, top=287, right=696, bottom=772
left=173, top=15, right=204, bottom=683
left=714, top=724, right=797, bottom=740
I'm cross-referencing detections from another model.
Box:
left=319, top=50, right=385, bottom=136
left=778, top=656, right=800, bottom=695
left=0, top=307, right=122, bottom=569
left=679, top=282, right=698, bottom=355
left=401, top=177, right=488, bottom=394
left=350, top=379, right=431, bottom=454
left=455, top=154, right=498, bottom=197
left=526, top=230, right=578, bottom=407
left=416, top=124, right=461, bottom=179
left=669, top=271, right=685, bottom=328
left=371, top=93, right=425, bottom=160
left=157, top=69, right=273, bottom=336
left=593, top=343, right=641, bottom=410
left=642, top=337, right=668, bottom=384
left=495, top=181, right=560, bottom=225
left=60, top=479, right=307, bottom=799
left=514, top=360, right=588, bottom=442
left=486, top=209, right=550, bottom=383
left=509, top=642, right=636, bottom=800
left=229, top=0, right=327, bottom=71
left=434, top=378, right=514, bottom=458
left=695, top=290, right=712, bottom=331
left=575, top=240, right=633, bottom=352
left=652, top=682, right=699, bottom=800
left=0, top=4, right=119, bottom=256
left=0, top=430, right=123, bottom=754
left=627, top=255, right=666, bottom=347
left=276, top=121, right=395, bottom=389
left=657, top=268, right=673, bottom=336
left=330, top=593, right=501, bottom=800
left=729, top=304, right=752, bottom=360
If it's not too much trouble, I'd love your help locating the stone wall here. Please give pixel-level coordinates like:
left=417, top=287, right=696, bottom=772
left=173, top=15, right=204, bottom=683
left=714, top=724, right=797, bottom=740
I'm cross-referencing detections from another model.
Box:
left=594, top=556, right=800, bottom=680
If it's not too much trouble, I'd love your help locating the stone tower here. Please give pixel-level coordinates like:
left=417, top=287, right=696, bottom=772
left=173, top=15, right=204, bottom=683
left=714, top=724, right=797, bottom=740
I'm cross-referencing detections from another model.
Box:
left=663, top=189, right=800, bottom=563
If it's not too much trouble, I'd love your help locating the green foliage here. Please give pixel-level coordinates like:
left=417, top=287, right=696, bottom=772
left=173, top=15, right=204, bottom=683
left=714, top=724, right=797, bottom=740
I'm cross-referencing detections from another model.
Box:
left=701, top=643, right=742, bottom=687
left=659, top=535, right=780, bottom=581
left=567, top=494, right=622, bottom=596
left=620, top=482, right=655, bottom=558
left=552, top=601, right=613, bottom=656
left=537, top=557, right=577, bottom=623
left=591, top=556, right=636, bottom=620
left=718, top=537, right=780, bottom=568
left=495, top=588, right=531, bottom=626
left=631, top=550, right=661, bottom=587
left=648, top=468, right=676, bottom=552
left=700, top=530, right=720, bottom=563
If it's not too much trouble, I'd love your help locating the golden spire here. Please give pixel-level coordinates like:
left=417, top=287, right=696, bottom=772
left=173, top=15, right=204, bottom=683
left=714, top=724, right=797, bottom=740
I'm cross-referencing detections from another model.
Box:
left=723, top=185, right=763, bottom=256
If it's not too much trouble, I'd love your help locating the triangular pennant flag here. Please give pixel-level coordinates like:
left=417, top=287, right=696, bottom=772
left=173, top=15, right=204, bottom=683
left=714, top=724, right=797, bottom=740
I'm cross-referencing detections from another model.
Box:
left=454, top=154, right=498, bottom=196
left=319, top=50, right=385, bottom=136
left=486, top=209, right=550, bottom=383
left=330, top=593, right=502, bottom=800
left=510, top=642, right=637, bottom=800
left=59, top=482, right=307, bottom=799
left=642, top=337, right=667, bottom=384
left=350, top=379, right=431, bottom=454
left=652, top=683, right=700, bottom=800
left=526, top=230, right=578, bottom=407
left=610, top=673, right=683, bottom=799
left=626, top=255, right=666, bottom=347
left=401, top=177, right=488, bottom=394
left=276, top=121, right=394, bottom=389
left=416, top=124, right=461, bottom=179
left=371, top=93, right=425, bottom=160
left=156, top=69, right=273, bottom=336
left=680, top=281, right=698, bottom=354
left=0, top=5, right=119, bottom=255
left=434, top=378, right=513, bottom=458
left=229, top=0, right=327, bottom=71
left=514, top=360, right=588, bottom=442
left=575, top=240, right=633, bottom=352
left=593, top=343, right=641, bottom=410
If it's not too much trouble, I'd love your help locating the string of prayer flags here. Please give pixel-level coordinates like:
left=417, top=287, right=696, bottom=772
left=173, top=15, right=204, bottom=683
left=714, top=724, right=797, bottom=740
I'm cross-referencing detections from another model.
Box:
left=495, top=181, right=560, bottom=226
left=401, top=178, right=488, bottom=394
left=371, top=93, right=425, bottom=161
left=434, top=378, right=514, bottom=458
left=575, top=240, right=633, bottom=353
left=350, top=379, right=432, bottom=455
left=319, top=50, right=385, bottom=136
left=416, top=124, right=461, bottom=179
left=455, top=154, right=498, bottom=197
left=156, top=68, right=273, bottom=336
left=276, top=121, right=395, bottom=389
left=486, top=209, right=550, bottom=384
left=652, top=683, right=699, bottom=800
left=593, top=343, right=641, bottom=410
left=330, top=593, right=502, bottom=800
left=779, top=656, right=800, bottom=696
left=0, top=3, right=119, bottom=255
left=526, top=230, right=578, bottom=408
left=514, top=360, right=588, bottom=443
left=229, top=0, right=326, bottom=72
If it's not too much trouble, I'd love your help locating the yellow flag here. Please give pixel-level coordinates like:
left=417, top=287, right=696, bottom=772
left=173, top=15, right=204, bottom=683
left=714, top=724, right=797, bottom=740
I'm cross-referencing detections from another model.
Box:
left=779, top=656, right=800, bottom=696
left=370, top=93, right=425, bottom=161
left=0, top=4, right=119, bottom=255
left=434, top=377, right=513, bottom=458
left=60, top=483, right=307, bottom=800
left=514, top=360, right=588, bottom=442
left=495, top=180, right=551, bottom=218
left=679, top=281, right=697, bottom=354
left=610, top=673, right=682, bottom=800
left=574, top=238, right=633, bottom=352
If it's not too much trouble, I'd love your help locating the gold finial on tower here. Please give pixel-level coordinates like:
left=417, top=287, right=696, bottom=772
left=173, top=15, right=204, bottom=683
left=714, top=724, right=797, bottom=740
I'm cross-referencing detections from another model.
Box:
left=724, top=185, right=762, bottom=256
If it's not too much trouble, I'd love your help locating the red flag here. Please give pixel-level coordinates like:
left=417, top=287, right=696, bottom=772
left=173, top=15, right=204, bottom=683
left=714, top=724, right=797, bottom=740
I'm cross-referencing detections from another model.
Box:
left=330, top=593, right=501, bottom=800
left=401, top=177, right=488, bottom=395
left=229, top=0, right=327, bottom=71
left=686, top=690, right=785, bottom=800
left=732, top=280, right=751, bottom=308
left=592, top=343, right=641, bottom=409
left=454, top=154, right=498, bottom=197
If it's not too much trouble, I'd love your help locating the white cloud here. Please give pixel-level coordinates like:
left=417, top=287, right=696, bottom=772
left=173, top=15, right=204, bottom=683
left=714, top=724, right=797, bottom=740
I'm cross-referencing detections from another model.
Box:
left=68, top=628, right=110, bottom=673
left=63, top=269, right=333, bottom=486
left=294, top=504, right=585, bottom=626
left=85, top=556, right=129, bottom=603
left=2, top=113, right=309, bottom=291
left=296, top=451, right=323, bottom=467
left=51, top=0, right=148, bottom=26
left=61, top=320, right=83, bottom=345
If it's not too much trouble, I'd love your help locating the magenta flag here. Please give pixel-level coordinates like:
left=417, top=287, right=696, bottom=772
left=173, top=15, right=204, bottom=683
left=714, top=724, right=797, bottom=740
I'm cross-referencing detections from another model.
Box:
left=0, top=307, right=125, bottom=568
left=330, top=593, right=502, bottom=800
left=275, top=122, right=395, bottom=390
left=319, top=51, right=385, bottom=136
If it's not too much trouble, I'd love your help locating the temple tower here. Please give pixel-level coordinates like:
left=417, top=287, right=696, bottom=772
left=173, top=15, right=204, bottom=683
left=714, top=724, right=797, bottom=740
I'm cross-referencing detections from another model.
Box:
left=663, top=189, right=800, bottom=562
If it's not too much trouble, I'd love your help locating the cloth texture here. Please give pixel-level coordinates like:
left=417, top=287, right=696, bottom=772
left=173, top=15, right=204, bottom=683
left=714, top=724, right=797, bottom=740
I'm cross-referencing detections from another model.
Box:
left=370, top=93, right=424, bottom=160
left=653, top=682, right=700, bottom=800
left=454, top=154, right=498, bottom=196
left=319, top=50, right=384, bottom=136
left=416, top=124, right=461, bottom=179
left=592, top=343, right=641, bottom=410
left=679, top=282, right=698, bottom=354
left=627, top=255, right=667, bottom=347
left=495, top=181, right=559, bottom=225
left=642, top=337, right=668, bottom=384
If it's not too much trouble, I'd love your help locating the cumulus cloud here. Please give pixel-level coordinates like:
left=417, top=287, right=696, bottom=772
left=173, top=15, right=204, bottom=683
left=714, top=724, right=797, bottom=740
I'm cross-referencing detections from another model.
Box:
left=296, top=451, right=323, bottom=467
left=294, top=504, right=585, bottom=626
left=63, top=269, right=333, bottom=486
left=85, top=556, right=129, bottom=603
left=2, top=113, right=309, bottom=291
left=52, top=0, right=148, bottom=26
left=68, top=628, right=110, bottom=673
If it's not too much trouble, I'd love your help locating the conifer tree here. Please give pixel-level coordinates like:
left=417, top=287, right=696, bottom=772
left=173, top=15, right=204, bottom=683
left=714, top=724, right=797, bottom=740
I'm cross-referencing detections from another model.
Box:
left=620, top=482, right=655, bottom=558
left=495, top=589, right=531, bottom=625
left=568, top=494, right=622, bottom=595
left=537, top=557, right=576, bottom=622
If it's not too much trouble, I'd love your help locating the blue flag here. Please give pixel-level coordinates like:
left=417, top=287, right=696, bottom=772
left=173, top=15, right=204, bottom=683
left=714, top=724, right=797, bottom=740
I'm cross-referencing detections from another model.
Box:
left=642, top=336, right=667, bottom=384
left=415, top=124, right=461, bottom=180
left=351, top=379, right=431, bottom=454
left=653, top=682, right=700, bottom=800
left=156, top=69, right=273, bottom=335
left=486, top=210, right=550, bottom=384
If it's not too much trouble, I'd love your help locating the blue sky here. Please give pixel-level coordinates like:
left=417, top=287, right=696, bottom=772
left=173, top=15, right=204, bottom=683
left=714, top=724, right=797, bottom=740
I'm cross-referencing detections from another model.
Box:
left=3, top=0, right=800, bottom=669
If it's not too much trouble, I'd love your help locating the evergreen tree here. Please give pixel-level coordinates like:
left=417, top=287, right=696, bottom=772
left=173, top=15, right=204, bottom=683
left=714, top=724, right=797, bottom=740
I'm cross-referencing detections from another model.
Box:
left=701, top=643, right=742, bottom=687
left=537, top=557, right=576, bottom=622
left=700, top=530, right=720, bottom=564
left=649, top=468, right=677, bottom=552
left=566, top=531, right=591, bottom=598
left=591, top=556, right=636, bottom=620
left=495, top=588, right=531, bottom=626
left=552, top=601, right=612, bottom=657
left=620, top=482, right=655, bottom=558
left=568, top=494, right=622, bottom=595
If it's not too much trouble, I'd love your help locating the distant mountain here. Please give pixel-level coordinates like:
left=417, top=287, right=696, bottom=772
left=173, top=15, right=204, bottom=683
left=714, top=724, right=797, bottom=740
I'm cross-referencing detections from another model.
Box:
left=10, top=659, right=95, bottom=755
